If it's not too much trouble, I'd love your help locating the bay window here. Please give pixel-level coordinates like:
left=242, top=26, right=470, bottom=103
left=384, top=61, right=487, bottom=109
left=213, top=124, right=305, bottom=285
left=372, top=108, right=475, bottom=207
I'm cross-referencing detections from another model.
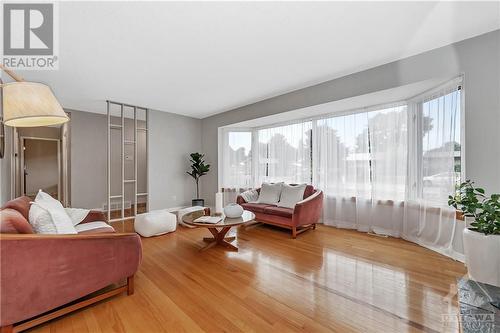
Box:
left=218, top=77, right=464, bottom=259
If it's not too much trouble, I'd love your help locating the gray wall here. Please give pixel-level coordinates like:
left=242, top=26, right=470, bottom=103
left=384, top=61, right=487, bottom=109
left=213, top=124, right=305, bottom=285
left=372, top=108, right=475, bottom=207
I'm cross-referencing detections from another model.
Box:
left=148, top=110, right=202, bottom=210
left=69, top=109, right=108, bottom=209
left=200, top=30, right=500, bottom=204
left=71, top=109, right=201, bottom=210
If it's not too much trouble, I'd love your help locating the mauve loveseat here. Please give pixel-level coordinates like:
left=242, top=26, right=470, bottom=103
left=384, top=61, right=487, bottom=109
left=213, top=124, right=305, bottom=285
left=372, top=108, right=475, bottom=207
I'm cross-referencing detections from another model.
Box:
left=237, top=185, right=323, bottom=238
left=0, top=196, right=142, bottom=333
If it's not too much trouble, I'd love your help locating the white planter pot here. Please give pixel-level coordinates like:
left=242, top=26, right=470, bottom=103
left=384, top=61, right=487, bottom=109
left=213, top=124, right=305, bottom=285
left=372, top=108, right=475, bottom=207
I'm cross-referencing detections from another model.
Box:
left=464, top=216, right=475, bottom=228
left=224, top=203, right=244, bottom=218
left=463, top=228, right=500, bottom=287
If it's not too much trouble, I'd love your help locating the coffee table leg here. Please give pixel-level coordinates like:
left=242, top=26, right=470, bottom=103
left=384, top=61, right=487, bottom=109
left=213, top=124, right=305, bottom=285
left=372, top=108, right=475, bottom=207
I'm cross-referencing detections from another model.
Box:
left=217, top=227, right=238, bottom=251
left=203, top=236, right=235, bottom=242
left=200, top=227, right=238, bottom=251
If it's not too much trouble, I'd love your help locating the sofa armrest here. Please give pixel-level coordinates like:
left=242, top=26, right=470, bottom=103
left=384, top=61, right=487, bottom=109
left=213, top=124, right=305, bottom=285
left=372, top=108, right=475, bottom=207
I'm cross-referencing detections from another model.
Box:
left=0, top=233, right=142, bottom=326
left=80, top=210, right=108, bottom=224
left=292, top=190, right=323, bottom=227
left=236, top=195, right=247, bottom=205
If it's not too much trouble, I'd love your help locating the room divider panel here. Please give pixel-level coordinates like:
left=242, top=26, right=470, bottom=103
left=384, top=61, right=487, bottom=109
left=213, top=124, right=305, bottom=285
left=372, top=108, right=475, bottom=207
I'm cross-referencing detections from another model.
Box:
left=106, top=101, right=148, bottom=228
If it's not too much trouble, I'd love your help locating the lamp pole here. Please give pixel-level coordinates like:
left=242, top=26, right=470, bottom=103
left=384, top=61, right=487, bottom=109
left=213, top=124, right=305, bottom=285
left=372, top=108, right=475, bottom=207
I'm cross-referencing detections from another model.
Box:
left=0, top=64, right=24, bottom=82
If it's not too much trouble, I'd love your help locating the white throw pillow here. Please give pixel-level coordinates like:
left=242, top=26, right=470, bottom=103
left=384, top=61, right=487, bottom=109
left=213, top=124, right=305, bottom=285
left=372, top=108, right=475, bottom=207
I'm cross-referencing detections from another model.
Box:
left=30, top=190, right=77, bottom=234
left=29, top=203, right=58, bottom=234
left=65, top=207, right=91, bottom=226
left=278, top=183, right=307, bottom=209
left=257, top=182, right=283, bottom=205
left=240, top=189, right=259, bottom=203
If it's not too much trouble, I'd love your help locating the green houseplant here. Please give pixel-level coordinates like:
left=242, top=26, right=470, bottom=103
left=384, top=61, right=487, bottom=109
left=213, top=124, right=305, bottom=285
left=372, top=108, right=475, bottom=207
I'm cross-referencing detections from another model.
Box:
left=448, top=180, right=500, bottom=235
left=448, top=180, right=500, bottom=287
left=187, top=152, right=210, bottom=207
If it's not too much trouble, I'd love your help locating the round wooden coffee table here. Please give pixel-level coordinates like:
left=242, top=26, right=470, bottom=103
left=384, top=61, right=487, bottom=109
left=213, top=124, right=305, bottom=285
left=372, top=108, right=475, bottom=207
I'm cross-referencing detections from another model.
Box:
left=182, top=210, right=255, bottom=251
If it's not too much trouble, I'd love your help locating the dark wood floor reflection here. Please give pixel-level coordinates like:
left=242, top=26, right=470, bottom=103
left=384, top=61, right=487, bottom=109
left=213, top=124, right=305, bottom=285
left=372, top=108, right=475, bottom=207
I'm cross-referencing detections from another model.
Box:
left=29, top=224, right=466, bottom=333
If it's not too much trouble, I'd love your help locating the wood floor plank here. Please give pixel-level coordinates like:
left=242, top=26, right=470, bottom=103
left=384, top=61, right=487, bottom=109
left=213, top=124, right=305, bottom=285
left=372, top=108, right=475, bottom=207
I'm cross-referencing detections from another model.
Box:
left=27, top=224, right=465, bottom=333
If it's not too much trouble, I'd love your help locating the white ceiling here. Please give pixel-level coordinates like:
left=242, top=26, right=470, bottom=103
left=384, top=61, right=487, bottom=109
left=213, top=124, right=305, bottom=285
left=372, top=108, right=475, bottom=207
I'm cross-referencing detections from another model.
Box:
left=11, top=1, right=500, bottom=119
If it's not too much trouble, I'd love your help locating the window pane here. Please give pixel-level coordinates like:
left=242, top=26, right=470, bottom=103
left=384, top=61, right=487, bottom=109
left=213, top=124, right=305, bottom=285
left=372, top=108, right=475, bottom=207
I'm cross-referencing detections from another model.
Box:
left=315, top=106, right=407, bottom=200
left=421, top=89, right=461, bottom=203
left=369, top=106, right=407, bottom=201
left=316, top=113, right=371, bottom=198
left=222, top=131, right=252, bottom=188
left=256, top=122, right=312, bottom=184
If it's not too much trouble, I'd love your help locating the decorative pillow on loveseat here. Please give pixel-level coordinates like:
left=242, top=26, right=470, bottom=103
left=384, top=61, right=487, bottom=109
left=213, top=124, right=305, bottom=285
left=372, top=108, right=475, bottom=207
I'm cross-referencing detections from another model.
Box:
left=240, top=189, right=259, bottom=203
left=29, top=190, right=77, bottom=234
left=257, top=182, right=283, bottom=205
left=278, top=183, right=307, bottom=209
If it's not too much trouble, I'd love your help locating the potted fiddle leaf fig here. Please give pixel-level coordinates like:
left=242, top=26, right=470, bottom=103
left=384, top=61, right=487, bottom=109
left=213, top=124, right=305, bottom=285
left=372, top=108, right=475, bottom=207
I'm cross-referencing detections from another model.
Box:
left=449, top=180, right=500, bottom=287
left=187, top=152, right=210, bottom=207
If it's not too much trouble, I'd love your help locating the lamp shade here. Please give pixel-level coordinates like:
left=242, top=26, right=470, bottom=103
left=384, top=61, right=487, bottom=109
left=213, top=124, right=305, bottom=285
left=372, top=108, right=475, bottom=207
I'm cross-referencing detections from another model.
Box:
left=2, top=81, right=69, bottom=127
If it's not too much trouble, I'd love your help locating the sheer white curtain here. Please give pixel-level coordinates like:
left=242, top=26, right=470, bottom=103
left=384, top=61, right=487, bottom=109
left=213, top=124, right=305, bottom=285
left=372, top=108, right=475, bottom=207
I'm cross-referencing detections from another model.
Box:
left=368, top=106, right=408, bottom=236
left=254, top=122, right=312, bottom=186
left=314, top=112, right=371, bottom=229
left=315, top=105, right=407, bottom=236
left=220, top=129, right=252, bottom=203
left=403, top=84, right=464, bottom=261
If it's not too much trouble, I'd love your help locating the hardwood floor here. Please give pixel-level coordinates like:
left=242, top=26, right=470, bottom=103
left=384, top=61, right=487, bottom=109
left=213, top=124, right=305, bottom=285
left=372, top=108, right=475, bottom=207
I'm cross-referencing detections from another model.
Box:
left=28, top=224, right=466, bottom=333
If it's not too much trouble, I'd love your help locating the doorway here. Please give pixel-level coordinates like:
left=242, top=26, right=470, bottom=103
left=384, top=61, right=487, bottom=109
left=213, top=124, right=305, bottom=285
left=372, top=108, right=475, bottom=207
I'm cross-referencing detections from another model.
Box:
left=21, top=137, right=60, bottom=200
left=11, top=117, right=70, bottom=205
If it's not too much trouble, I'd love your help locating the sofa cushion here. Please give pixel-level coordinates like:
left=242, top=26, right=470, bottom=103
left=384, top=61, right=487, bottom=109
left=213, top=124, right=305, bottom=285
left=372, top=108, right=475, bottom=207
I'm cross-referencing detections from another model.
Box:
left=0, top=208, right=34, bottom=234
left=241, top=203, right=275, bottom=213
left=278, top=183, right=307, bottom=208
left=263, top=206, right=294, bottom=218
left=257, top=182, right=283, bottom=204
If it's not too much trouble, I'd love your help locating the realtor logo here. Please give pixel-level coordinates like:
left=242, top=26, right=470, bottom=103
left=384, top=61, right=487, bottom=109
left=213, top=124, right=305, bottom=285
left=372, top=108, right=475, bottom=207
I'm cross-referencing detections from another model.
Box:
left=2, top=2, right=59, bottom=70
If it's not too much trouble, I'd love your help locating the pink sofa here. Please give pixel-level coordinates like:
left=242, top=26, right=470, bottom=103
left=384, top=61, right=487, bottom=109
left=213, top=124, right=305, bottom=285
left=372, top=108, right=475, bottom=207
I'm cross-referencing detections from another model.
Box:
left=237, top=185, right=323, bottom=238
left=0, top=196, right=142, bottom=333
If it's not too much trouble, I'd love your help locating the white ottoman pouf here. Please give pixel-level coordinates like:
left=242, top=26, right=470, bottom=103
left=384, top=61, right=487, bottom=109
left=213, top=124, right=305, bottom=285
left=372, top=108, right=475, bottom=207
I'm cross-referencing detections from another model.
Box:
left=134, top=210, right=177, bottom=237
